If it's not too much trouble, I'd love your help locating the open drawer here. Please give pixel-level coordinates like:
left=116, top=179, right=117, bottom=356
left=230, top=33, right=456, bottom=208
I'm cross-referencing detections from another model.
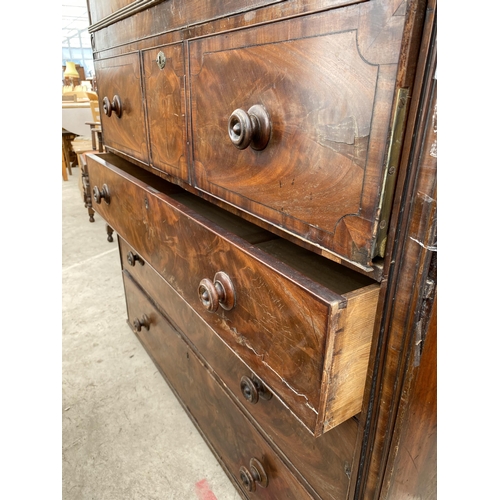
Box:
left=87, top=152, right=379, bottom=436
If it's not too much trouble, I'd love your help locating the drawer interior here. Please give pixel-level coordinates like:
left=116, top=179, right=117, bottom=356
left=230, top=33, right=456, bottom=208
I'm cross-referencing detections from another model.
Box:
left=161, top=191, right=377, bottom=296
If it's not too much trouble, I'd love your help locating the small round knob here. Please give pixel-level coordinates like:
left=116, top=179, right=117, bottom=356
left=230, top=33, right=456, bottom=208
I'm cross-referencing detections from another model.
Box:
left=240, top=375, right=273, bottom=404
left=239, top=458, right=268, bottom=492
left=228, top=105, right=271, bottom=151
left=103, top=95, right=122, bottom=118
left=239, top=466, right=255, bottom=492
left=127, top=251, right=144, bottom=267
left=198, top=272, right=235, bottom=312
left=240, top=376, right=259, bottom=404
left=133, top=314, right=150, bottom=332
left=93, top=184, right=110, bottom=204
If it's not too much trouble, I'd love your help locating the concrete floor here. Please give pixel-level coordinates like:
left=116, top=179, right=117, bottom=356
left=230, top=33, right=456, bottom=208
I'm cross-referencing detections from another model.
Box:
left=62, top=162, right=239, bottom=499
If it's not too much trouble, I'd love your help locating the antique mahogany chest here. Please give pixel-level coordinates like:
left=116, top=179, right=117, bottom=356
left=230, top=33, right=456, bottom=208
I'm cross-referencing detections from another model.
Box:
left=84, top=0, right=437, bottom=498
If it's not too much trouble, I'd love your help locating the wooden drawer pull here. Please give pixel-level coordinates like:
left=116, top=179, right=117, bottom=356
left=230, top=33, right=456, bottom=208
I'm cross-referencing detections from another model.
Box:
left=133, top=314, right=150, bottom=332
left=127, top=251, right=144, bottom=267
left=228, top=105, right=271, bottom=151
left=93, top=184, right=110, bottom=205
left=198, top=272, right=235, bottom=312
left=240, top=375, right=273, bottom=404
left=103, top=95, right=122, bottom=118
left=239, top=458, right=269, bottom=492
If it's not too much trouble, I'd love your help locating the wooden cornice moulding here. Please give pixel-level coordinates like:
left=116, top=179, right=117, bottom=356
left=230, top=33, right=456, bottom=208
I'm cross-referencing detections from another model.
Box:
left=88, top=0, right=164, bottom=33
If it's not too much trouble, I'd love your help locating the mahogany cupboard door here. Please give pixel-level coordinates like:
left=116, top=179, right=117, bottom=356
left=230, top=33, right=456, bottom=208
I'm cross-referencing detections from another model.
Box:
left=142, top=43, right=189, bottom=182
left=189, top=4, right=408, bottom=270
left=94, top=53, right=149, bottom=164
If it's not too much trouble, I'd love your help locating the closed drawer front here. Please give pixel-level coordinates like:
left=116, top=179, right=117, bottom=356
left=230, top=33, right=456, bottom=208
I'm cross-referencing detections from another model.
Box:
left=123, top=271, right=315, bottom=500
left=94, top=53, right=149, bottom=163
left=142, top=43, right=189, bottom=181
left=190, top=6, right=406, bottom=268
left=120, top=236, right=357, bottom=500
left=88, top=152, right=379, bottom=436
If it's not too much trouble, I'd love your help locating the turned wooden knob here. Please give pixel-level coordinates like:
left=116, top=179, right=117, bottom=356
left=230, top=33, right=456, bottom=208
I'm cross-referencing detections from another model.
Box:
left=127, top=251, right=144, bottom=267
left=103, top=95, right=122, bottom=118
left=240, top=375, right=272, bottom=404
left=239, top=458, right=269, bottom=492
left=198, top=272, right=235, bottom=312
left=93, top=184, right=110, bottom=204
left=228, top=105, right=271, bottom=150
left=133, top=314, right=150, bottom=332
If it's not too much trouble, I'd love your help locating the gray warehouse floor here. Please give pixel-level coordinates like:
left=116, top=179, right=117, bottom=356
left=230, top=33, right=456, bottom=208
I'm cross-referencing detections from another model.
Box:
left=62, top=163, right=238, bottom=499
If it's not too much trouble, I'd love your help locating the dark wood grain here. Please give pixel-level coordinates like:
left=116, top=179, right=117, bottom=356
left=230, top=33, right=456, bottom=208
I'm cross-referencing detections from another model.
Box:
left=350, top=3, right=436, bottom=497
left=189, top=6, right=405, bottom=269
left=123, top=271, right=316, bottom=500
left=90, top=0, right=415, bottom=271
left=87, top=152, right=379, bottom=436
left=88, top=0, right=425, bottom=274
left=119, top=236, right=358, bottom=500
left=90, top=0, right=363, bottom=54
left=382, top=295, right=437, bottom=499
left=142, top=43, right=189, bottom=180
left=84, top=0, right=436, bottom=497
left=94, top=53, right=149, bottom=163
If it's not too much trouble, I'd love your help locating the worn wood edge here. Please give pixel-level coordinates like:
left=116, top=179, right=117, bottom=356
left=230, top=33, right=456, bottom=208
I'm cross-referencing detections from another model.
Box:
left=314, top=302, right=341, bottom=437
left=321, top=285, right=380, bottom=434
left=88, top=0, right=164, bottom=33
left=87, top=152, right=346, bottom=433
left=380, top=289, right=437, bottom=499
left=349, top=1, right=436, bottom=497
left=90, top=0, right=368, bottom=55
left=121, top=262, right=326, bottom=499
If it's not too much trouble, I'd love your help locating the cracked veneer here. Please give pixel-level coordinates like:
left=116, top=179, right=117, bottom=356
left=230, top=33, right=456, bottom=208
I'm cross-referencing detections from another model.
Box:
left=229, top=326, right=319, bottom=415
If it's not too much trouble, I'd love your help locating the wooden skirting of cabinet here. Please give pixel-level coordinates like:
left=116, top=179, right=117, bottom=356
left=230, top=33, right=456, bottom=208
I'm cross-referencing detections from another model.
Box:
left=84, top=0, right=437, bottom=497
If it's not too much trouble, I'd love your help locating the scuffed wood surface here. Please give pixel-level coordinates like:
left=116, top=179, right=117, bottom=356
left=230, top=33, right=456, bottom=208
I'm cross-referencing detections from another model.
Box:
left=119, top=236, right=359, bottom=500
left=142, top=43, right=188, bottom=180
left=94, top=53, right=149, bottom=163
left=190, top=6, right=406, bottom=268
left=123, top=271, right=315, bottom=499
left=87, top=152, right=379, bottom=436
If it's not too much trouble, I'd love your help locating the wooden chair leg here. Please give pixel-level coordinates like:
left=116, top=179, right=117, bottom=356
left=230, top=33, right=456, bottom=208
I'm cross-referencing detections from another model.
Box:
left=106, top=225, right=114, bottom=242
left=97, top=131, right=103, bottom=152
left=90, top=127, right=97, bottom=150
left=62, top=148, right=68, bottom=181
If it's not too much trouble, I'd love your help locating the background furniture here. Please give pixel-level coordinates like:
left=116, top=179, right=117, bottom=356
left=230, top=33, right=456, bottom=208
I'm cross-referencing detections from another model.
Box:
left=71, top=138, right=95, bottom=220
left=62, top=101, right=93, bottom=137
left=61, top=129, right=77, bottom=180
left=86, top=99, right=103, bottom=152
left=84, top=0, right=436, bottom=498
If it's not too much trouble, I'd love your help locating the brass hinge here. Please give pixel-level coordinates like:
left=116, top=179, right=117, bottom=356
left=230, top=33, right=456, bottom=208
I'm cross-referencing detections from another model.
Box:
left=373, top=88, right=410, bottom=258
